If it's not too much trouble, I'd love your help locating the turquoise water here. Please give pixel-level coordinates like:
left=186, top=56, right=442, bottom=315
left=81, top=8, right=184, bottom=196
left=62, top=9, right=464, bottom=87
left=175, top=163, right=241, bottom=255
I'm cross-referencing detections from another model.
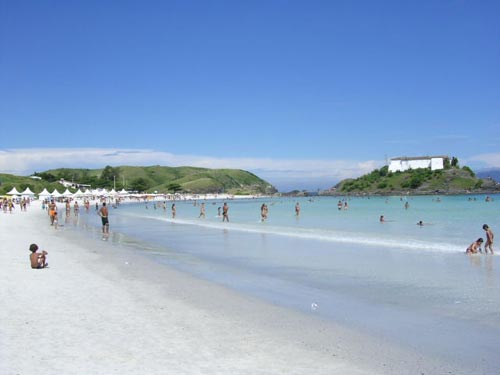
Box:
left=71, top=195, right=500, bottom=373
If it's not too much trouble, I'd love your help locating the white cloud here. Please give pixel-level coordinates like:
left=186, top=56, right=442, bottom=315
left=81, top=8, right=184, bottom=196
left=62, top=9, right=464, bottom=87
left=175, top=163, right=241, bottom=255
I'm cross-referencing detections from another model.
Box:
left=0, top=148, right=383, bottom=191
left=466, top=152, right=500, bottom=168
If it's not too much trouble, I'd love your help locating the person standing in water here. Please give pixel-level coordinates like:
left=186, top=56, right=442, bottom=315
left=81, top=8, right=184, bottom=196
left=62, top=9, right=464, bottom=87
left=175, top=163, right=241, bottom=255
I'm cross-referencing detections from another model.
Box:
left=198, top=202, right=206, bottom=218
left=260, top=203, right=268, bottom=222
left=222, top=202, right=229, bottom=222
left=295, top=202, right=300, bottom=216
left=483, top=224, right=494, bottom=254
left=98, top=202, right=109, bottom=234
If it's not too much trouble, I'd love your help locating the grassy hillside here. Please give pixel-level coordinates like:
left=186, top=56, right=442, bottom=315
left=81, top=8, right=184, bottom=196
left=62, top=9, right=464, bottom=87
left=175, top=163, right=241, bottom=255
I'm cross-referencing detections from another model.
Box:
left=334, top=165, right=498, bottom=195
left=1, top=165, right=276, bottom=195
left=0, top=174, right=67, bottom=196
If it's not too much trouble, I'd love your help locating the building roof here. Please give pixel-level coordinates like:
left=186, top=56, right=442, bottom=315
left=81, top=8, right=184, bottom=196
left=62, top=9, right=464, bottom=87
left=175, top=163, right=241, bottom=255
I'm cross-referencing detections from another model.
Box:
left=390, top=155, right=448, bottom=161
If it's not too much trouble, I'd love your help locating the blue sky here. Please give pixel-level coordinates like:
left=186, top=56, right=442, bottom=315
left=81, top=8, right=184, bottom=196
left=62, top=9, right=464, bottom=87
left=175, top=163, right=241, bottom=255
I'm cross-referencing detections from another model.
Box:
left=1, top=0, right=499, bottom=191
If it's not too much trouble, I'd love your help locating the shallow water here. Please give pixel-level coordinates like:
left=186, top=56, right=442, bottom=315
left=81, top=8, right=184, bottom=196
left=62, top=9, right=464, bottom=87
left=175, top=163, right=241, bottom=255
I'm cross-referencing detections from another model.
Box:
left=68, top=195, right=500, bottom=373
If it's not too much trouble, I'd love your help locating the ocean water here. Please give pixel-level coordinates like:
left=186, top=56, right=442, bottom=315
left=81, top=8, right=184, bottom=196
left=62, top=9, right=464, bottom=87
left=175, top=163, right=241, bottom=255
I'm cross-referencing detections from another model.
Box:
left=69, top=195, right=500, bottom=372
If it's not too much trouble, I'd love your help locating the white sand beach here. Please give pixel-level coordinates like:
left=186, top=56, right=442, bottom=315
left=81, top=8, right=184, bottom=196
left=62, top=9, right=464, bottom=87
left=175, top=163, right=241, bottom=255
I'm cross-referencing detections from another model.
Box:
left=1, top=203, right=461, bottom=375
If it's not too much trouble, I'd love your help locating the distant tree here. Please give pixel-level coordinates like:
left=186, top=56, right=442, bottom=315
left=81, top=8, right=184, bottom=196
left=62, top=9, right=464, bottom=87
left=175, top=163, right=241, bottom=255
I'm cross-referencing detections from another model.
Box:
left=167, top=183, right=183, bottom=193
left=130, top=177, right=150, bottom=192
left=100, top=166, right=121, bottom=188
left=462, top=166, right=475, bottom=177
left=451, top=157, right=459, bottom=168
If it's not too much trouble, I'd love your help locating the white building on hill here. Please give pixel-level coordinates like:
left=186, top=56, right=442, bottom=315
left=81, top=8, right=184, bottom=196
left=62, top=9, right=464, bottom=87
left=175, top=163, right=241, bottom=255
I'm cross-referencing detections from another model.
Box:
left=388, top=156, right=448, bottom=173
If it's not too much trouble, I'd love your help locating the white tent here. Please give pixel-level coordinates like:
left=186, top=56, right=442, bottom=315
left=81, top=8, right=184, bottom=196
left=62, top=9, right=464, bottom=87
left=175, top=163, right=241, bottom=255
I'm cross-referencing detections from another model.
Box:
left=7, top=187, right=21, bottom=195
left=21, top=187, right=35, bottom=197
left=73, top=188, right=84, bottom=197
left=109, top=189, right=117, bottom=196
left=38, top=188, right=51, bottom=199
left=51, top=189, right=62, bottom=197
left=95, top=188, right=108, bottom=196
left=118, top=188, right=129, bottom=195
left=62, top=188, right=74, bottom=197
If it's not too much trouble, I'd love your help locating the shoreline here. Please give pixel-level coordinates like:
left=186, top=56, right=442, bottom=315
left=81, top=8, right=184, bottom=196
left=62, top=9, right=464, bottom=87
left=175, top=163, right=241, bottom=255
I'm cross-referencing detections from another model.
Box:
left=0, top=203, right=475, bottom=374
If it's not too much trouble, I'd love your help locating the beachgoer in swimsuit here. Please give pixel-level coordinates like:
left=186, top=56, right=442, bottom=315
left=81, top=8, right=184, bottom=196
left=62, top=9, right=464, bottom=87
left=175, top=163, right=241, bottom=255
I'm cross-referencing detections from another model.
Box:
left=483, top=224, right=494, bottom=254
left=98, top=202, right=109, bottom=234
left=222, top=202, right=229, bottom=222
left=29, top=244, right=48, bottom=269
left=466, top=238, right=483, bottom=254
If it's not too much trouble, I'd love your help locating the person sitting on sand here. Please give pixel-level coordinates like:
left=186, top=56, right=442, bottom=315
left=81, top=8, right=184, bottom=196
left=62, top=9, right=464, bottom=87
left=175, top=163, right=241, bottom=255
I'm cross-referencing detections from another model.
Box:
left=466, top=238, right=483, bottom=254
left=29, top=244, right=48, bottom=269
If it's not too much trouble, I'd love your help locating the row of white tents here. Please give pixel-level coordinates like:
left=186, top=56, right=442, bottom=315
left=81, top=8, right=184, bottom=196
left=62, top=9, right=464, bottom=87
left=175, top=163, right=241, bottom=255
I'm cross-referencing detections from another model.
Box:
left=6, top=187, right=130, bottom=199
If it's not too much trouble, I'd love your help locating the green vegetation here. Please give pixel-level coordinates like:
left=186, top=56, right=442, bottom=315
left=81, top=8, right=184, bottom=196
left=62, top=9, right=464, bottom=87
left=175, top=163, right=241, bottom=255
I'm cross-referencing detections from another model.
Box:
left=335, top=164, right=494, bottom=195
left=0, top=174, right=66, bottom=196
left=0, top=165, right=276, bottom=195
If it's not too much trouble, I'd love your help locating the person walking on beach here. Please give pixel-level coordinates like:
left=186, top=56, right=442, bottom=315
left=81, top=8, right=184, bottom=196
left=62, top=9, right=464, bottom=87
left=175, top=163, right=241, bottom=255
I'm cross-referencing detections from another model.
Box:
left=53, top=212, right=59, bottom=229
left=48, top=200, right=57, bottom=225
left=171, top=203, right=176, bottom=219
left=295, top=202, right=300, bottom=216
left=483, top=224, right=494, bottom=254
left=65, top=200, right=71, bottom=218
left=222, top=202, right=229, bottom=222
left=98, top=202, right=109, bottom=234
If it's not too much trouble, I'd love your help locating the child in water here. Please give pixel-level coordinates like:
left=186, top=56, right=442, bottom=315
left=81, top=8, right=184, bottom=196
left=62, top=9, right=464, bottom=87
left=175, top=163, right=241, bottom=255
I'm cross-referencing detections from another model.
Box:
left=466, top=238, right=483, bottom=254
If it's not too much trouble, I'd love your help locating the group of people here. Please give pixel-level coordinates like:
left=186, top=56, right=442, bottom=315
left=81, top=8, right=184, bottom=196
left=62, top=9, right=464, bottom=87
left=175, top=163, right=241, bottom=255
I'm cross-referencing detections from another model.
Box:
left=466, top=224, right=495, bottom=254
left=1, top=198, right=16, bottom=213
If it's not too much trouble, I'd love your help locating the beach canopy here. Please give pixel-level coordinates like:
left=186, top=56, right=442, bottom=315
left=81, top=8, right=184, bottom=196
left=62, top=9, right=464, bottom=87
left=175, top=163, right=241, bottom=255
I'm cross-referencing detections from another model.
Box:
left=73, top=188, right=84, bottom=197
left=21, top=187, right=35, bottom=196
left=51, top=189, right=62, bottom=197
left=38, top=188, right=51, bottom=198
left=95, top=188, right=108, bottom=196
left=119, top=188, right=129, bottom=195
left=62, top=188, right=74, bottom=197
left=6, top=187, right=21, bottom=195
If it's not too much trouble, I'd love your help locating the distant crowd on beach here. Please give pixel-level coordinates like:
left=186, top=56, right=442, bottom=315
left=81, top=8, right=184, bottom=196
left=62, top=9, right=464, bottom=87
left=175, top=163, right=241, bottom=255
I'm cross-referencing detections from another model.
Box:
left=1, top=197, right=31, bottom=213
left=3, top=193, right=494, bottom=271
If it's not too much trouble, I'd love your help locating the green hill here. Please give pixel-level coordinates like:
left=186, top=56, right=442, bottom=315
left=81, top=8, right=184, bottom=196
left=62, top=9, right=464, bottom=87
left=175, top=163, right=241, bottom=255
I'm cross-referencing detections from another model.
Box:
left=0, top=165, right=276, bottom=195
left=0, top=173, right=67, bottom=196
left=333, top=165, right=499, bottom=195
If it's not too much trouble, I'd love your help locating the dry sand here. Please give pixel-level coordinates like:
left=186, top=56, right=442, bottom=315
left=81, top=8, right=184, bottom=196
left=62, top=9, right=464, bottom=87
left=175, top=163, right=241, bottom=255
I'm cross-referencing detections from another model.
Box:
left=1, top=203, right=452, bottom=374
